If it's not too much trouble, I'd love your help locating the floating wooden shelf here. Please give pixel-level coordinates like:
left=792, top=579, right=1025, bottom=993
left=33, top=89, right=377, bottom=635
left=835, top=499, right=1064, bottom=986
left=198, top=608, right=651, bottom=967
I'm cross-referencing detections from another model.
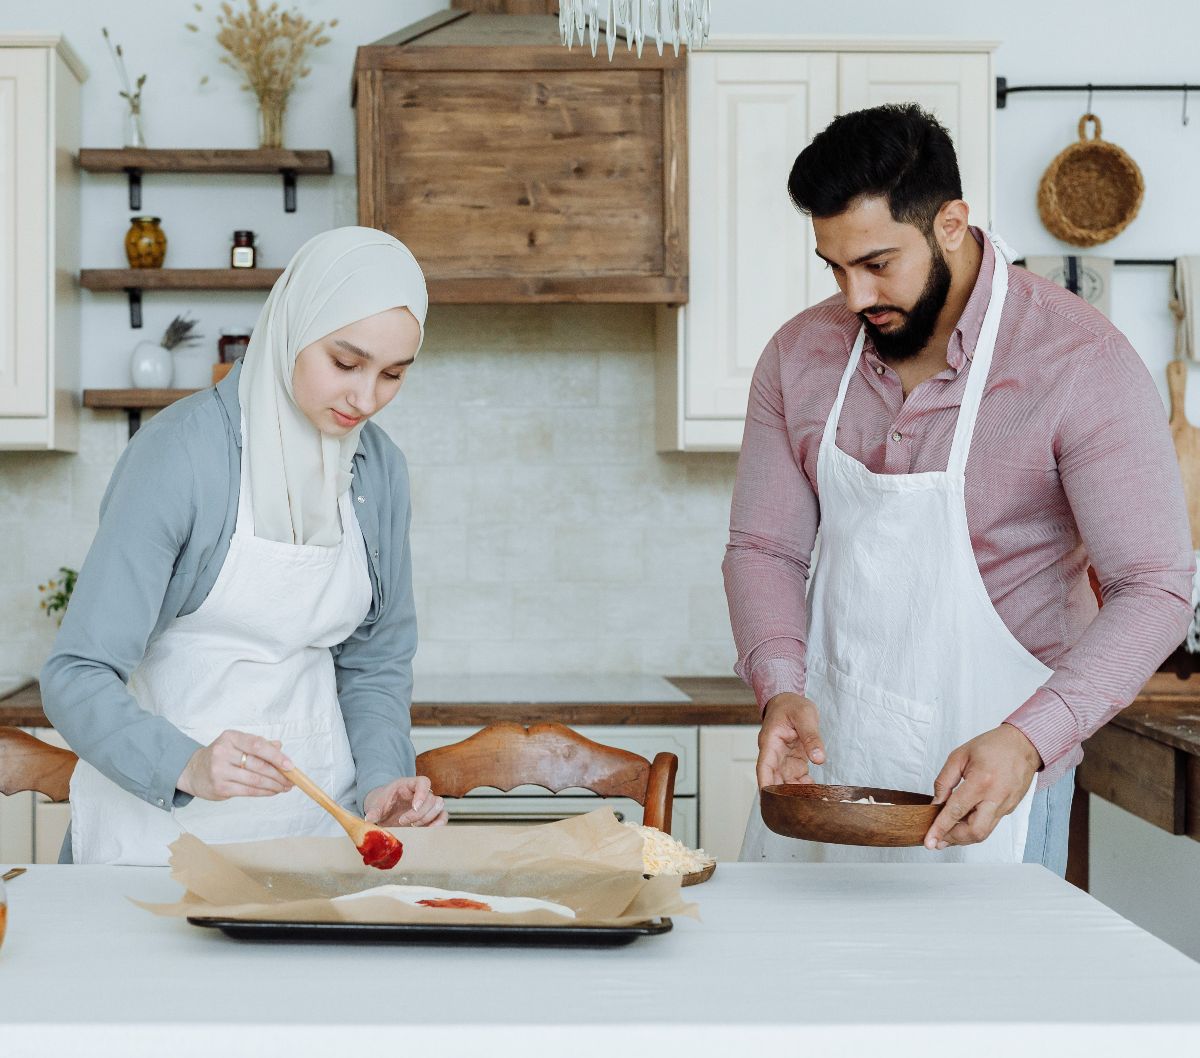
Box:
left=77, top=148, right=333, bottom=174
left=76, top=147, right=333, bottom=212
left=83, top=388, right=199, bottom=409
left=79, top=268, right=282, bottom=328
left=79, top=268, right=283, bottom=291
left=83, top=388, right=200, bottom=439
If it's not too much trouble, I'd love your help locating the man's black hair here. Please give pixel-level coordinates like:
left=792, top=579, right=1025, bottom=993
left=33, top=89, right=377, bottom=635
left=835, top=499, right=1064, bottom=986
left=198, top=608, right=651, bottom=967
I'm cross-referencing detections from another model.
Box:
left=787, top=103, right=962, bottom=233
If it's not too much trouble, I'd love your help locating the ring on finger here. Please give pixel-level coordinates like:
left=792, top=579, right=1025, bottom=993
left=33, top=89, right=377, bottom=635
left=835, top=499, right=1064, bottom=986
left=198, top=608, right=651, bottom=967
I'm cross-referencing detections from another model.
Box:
left=238, top=751, right=248, bottom=768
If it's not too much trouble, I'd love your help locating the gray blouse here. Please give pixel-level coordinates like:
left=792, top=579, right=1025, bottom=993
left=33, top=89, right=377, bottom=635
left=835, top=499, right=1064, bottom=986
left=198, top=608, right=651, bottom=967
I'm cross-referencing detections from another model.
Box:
left=40, top=361, right=418, bottom=849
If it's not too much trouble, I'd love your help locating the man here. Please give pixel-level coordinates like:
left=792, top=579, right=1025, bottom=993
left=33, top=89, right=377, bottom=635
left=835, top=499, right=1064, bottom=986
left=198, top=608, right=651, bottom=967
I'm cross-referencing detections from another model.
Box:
left=724, top=103, right=1193, bottom=872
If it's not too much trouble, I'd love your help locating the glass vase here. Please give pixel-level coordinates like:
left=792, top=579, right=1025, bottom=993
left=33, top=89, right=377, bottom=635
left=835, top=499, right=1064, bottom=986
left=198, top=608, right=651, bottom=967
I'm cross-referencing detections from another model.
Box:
left=124, top=100, right=147, bottom=149
left=257, top=93, right=288, bottom=149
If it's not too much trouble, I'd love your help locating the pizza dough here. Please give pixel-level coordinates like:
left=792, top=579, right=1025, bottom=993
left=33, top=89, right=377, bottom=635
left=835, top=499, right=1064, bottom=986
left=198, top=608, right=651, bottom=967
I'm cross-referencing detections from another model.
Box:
left=334, top=884, right=575, bottom=918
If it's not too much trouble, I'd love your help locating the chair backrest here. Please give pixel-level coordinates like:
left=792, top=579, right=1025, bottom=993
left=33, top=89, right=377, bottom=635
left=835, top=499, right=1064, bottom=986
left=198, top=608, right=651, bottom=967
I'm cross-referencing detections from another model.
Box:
left=0, top=727, right=77, bottom=802
left=415, top=721, right=679, bottom=831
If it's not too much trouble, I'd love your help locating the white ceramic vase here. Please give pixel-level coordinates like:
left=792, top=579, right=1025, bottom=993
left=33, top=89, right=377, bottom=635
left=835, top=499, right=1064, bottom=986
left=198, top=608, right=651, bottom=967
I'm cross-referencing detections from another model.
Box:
left=129, top=340, right=173, bottom=388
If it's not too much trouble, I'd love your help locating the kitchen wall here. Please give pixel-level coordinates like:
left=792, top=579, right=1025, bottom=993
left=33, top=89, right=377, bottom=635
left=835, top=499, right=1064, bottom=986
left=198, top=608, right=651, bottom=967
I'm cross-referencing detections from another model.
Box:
left=0, top=0, right=739, bottom=685
left=1, top=1, right=1199, bottom=955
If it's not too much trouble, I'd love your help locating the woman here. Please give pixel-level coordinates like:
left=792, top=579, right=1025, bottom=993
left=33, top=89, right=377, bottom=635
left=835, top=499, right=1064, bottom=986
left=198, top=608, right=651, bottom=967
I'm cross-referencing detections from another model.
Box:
left=41, top=227, right=446, bottom=865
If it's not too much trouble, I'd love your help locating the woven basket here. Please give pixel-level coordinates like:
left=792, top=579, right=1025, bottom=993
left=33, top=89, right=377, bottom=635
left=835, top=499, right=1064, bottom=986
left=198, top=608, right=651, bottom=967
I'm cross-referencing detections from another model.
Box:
left=1037, top=114, right=1144, bottom=247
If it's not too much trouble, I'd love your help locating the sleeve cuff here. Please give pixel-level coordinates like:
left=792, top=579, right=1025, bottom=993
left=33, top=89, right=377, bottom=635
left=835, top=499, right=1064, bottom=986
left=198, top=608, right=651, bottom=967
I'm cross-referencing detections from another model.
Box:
left=749, top=657, right=807, bottom=716
left=1004, top=687, right=1080, bottom=772
left=149, top=733, right=204, bottom=812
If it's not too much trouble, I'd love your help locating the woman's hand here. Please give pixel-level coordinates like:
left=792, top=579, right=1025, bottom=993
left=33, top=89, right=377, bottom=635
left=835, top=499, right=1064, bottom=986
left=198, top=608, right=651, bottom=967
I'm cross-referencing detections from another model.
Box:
left=177, top=730, right=295, bottom=801
left=363, top=776, right=448, bottom=828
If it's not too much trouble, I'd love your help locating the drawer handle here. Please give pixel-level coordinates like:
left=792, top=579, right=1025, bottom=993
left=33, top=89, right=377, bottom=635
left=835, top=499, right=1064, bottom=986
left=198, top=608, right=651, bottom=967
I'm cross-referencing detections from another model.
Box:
left=449, top=810, right=627, bottom=825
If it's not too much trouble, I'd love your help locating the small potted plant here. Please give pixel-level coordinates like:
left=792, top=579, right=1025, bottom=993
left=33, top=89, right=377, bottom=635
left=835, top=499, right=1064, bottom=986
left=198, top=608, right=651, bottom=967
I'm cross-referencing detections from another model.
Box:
left=38, top=568, right=78, bottom=627
left=130, top=314, right=203, bottom=388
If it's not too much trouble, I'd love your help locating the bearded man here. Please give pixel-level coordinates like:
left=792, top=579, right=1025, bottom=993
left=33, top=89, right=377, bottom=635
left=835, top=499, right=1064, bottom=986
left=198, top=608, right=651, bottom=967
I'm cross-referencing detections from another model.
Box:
left=726, top=103, right=1193, bottom=871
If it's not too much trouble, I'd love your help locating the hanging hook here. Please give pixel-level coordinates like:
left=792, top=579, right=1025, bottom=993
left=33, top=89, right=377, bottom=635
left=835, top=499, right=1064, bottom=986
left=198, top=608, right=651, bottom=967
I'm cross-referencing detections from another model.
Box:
left=1086, top=82, right=1093, bottom=114
left=1184, top=86, right=1190, bottom=127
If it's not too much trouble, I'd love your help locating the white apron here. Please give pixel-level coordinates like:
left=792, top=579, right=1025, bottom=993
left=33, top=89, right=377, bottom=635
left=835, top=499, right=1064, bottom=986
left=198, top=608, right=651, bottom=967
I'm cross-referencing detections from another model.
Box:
left=741, top=232, right=1051, bottom=864
left=70, top=432, right=372, bottom=865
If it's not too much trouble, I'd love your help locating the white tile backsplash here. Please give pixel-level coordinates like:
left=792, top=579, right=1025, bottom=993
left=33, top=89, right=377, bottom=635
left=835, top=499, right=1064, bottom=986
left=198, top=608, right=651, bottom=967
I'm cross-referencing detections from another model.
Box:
left=0, top=305, right=740, bottom=684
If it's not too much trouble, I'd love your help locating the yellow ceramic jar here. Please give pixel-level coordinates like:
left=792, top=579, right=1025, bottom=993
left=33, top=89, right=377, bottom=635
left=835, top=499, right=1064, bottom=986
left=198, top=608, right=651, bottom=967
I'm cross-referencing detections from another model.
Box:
left=125, top=216, right=167, bottom=269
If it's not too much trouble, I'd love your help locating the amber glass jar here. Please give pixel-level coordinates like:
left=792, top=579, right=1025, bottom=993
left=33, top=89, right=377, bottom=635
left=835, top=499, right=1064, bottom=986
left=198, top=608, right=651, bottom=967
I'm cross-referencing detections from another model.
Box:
left=124, top=216, right=167, bottom=269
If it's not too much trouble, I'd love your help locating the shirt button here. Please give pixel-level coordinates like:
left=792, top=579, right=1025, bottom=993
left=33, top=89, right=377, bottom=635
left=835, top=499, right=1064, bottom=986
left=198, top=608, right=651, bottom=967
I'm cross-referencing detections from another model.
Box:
left=157, top=798, right=165, bottom=807
left=372, top=549, right=379, bottom=560
left=891, top=431, right=902, bottom=441
left=875, top=364, right=884, bottom=375
left=356, top=496, right=365, bottom=504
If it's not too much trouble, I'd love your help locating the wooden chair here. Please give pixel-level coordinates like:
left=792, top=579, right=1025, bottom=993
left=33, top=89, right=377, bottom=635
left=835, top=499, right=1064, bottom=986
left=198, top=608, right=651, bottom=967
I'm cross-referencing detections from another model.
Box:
left=415, top=721, right=679, bottom=831
left=0, top=727, right=76, bottom=802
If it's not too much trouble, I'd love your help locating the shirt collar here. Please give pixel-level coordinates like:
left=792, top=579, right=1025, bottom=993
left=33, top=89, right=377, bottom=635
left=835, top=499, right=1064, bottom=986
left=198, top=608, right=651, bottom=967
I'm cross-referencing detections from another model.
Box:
left=215, top=358, right=367, bottom=459
left=949, top=226, right=995, bottom=369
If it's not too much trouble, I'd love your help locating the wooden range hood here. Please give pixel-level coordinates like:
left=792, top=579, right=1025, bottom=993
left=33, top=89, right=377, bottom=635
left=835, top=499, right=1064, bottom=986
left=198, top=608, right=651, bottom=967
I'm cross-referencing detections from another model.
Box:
left=352, top=2, right=687, bottom=304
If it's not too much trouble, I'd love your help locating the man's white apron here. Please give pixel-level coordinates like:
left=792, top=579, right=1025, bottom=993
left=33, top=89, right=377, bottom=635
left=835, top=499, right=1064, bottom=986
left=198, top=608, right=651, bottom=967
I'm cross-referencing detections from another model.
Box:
left=741, top=232, right=1050, bottom=864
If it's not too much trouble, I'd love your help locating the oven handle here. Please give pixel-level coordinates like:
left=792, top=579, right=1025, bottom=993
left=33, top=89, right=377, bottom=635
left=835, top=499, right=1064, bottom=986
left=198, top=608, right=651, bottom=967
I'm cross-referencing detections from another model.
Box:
left=449, top=810, right=627, bottom=825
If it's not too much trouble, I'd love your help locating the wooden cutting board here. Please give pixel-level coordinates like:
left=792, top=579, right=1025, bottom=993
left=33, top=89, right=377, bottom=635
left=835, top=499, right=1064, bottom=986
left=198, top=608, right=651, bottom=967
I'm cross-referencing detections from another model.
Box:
left=1167, top=359, right=1200, bottom=549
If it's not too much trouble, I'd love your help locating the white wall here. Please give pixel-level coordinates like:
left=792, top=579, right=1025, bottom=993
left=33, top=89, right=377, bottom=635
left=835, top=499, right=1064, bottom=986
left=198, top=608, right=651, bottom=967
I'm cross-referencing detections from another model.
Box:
left=0, top=0, right=1197, bottom=954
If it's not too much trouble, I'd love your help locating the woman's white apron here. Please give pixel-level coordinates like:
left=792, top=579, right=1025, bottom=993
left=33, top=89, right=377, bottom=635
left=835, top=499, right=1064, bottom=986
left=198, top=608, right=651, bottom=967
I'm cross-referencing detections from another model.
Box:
left=70, top=431, right=372, bottom=865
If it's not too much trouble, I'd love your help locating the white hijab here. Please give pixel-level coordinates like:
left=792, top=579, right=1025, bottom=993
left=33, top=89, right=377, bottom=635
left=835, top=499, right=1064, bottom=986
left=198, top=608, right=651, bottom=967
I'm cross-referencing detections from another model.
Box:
left=237, top=227, right=428, bottom=546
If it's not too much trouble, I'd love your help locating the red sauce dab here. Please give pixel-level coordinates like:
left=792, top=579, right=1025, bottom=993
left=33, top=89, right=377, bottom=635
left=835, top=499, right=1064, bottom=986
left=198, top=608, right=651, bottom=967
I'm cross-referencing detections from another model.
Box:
left=417, top=898, right=492, bottom=911
left=357, top=829, right=403, bottom=870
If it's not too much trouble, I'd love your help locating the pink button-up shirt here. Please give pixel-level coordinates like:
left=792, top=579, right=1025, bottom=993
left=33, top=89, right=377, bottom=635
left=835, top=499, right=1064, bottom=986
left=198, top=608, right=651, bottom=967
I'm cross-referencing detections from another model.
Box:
left=723, top=231, right=1195, bottom=788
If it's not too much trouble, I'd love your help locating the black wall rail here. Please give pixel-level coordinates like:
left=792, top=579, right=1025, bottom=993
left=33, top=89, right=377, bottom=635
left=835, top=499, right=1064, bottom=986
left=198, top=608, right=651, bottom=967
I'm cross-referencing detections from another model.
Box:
left=996, top=77, right=1200, bottom=110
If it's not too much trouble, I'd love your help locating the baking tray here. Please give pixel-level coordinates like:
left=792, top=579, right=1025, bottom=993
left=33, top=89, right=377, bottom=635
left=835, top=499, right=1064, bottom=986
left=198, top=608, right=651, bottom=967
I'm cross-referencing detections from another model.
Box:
left=187, top=915, right=673, bottom=947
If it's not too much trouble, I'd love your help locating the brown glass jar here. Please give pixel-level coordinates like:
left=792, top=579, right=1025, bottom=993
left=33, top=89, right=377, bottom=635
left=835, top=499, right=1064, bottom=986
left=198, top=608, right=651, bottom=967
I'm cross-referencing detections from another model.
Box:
left=125, top=216, right=167, bottom=269
left=230, top=230, right=257, bottom=269
left=218, top=327, right=251, bottom=363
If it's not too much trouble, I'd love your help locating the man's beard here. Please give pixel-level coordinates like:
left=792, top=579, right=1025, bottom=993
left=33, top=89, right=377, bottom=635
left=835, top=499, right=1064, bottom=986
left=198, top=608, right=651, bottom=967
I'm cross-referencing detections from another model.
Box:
left=859, top=246, right=952, bottom=362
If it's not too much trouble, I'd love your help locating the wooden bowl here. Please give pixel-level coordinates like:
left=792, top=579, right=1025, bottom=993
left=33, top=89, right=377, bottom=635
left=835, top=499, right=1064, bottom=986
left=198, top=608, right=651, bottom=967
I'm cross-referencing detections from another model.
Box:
left=681, top=861, right=716, bottom=887
left=761, top=784, right=937, bottom=847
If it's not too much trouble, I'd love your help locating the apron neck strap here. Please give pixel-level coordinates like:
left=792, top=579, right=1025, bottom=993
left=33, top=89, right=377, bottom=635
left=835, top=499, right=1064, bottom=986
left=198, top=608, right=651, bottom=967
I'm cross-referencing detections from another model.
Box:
left=946, top=233, right=1009, bottom=476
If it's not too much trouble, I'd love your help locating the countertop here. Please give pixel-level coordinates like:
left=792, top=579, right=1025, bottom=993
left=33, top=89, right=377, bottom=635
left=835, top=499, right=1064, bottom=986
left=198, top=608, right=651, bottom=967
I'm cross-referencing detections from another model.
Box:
left=0, top=675, right=760, bottom=728
left=1, top=863, right=1197, bottom=1056
left=9, top=673, right=1200, bottom=754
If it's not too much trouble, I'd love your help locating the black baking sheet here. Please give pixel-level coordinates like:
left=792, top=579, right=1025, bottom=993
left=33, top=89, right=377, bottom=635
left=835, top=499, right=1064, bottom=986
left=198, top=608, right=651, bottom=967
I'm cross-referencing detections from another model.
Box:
left=187, top=915, right=673, bottom=947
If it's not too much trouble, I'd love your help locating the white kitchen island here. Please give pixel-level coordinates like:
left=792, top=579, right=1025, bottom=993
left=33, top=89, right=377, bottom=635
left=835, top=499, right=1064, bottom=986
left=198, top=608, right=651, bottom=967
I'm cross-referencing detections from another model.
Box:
left=2, top=862, right=1197, bottom=1056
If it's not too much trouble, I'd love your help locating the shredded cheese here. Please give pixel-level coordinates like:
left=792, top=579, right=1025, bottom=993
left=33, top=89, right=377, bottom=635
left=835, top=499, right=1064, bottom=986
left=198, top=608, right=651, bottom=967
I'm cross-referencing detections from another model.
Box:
left=623, top=822, right=714, bottom=875
left=822, top=796, right=895, bottom=805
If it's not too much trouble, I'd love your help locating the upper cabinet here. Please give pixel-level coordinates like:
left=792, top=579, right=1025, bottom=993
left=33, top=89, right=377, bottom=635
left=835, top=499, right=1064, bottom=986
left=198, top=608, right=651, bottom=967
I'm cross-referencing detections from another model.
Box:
left=0, top=35, right=85, bottom=452
left=658, top=40, right=996, bottom=452
left=354, top=13, right=687, bottom=305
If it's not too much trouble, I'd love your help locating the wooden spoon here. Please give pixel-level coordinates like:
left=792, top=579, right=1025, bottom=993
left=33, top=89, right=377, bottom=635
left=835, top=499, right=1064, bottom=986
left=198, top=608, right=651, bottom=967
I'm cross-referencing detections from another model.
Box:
left=282, top=766, right=403, bottom=870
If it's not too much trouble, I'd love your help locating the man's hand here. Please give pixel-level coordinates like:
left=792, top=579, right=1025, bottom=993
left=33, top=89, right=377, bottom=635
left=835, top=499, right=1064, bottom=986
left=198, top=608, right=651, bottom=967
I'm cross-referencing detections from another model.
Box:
left=924, top=723, right=1042, bottom=851
left=364, top=776, right=448, bottom=828
left=178, top=730, right=295, bottom=801
left=757, top=692, right=826, bottom=789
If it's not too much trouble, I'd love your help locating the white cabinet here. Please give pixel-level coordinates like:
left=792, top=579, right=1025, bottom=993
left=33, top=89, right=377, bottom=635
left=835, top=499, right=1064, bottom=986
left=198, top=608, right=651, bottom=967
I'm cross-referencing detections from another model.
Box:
left=658, top=40, right=996, bottom=452
left=698, top=725, right=759, bottom=862
left=0, top=35, right=85, bottom=451
left=837, top=52, right=993, bottom=229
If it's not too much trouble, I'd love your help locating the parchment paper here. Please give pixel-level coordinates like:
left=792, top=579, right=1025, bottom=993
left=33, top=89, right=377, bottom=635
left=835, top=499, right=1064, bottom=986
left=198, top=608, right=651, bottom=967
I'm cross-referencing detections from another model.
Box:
left=135, top=808, right=698, bottom=927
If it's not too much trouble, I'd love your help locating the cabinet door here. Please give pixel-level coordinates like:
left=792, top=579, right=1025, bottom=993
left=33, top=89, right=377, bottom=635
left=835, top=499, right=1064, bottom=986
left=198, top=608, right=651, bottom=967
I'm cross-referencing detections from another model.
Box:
left=699, top=725, right=761, bottom=862
left=0, top=48, right=49, bottom=418
left=838, top=53, right=993, bottom=228
left=686, top=52, right=838, bottom=422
